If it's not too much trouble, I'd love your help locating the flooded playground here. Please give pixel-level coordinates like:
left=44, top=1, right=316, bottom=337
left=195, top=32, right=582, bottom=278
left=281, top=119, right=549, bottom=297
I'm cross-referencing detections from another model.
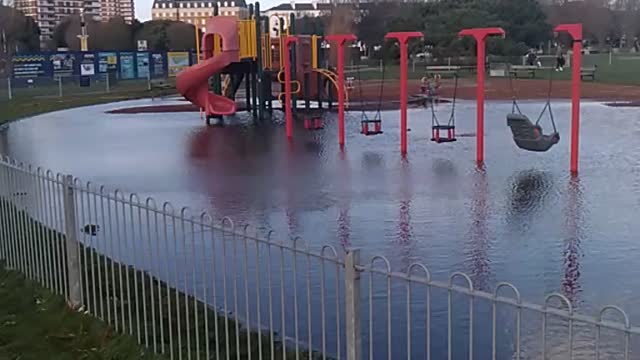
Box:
left=1, top=98, right=639, bottom=357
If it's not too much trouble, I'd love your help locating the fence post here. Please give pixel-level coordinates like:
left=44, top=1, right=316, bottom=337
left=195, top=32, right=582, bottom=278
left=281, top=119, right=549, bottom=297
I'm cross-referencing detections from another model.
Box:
left=344, top=248, right=362, bottom=360
left=58, top=76, right=63, bottom=97
left=106, top=73, right=110, bottom=93
left=7, top=77, right=12, bottom=100
left=62, top=175, right=82, bottom=309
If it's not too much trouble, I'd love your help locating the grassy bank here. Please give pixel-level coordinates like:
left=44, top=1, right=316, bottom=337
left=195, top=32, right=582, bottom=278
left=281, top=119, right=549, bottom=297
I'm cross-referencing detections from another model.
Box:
left=351, top=52, right=640, bottom=85
left=0, top=79, right=176, bottom=125
left=0, top=263, right=162, bottom=359
left=0, top=198, right=323, bottom=359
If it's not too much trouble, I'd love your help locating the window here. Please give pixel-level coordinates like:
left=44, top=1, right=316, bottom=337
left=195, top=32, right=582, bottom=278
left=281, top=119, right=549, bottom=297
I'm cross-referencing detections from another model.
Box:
left=186, top=18, right=191, bottom=23
left=207, top=2, right=211, bottom=6
left=230, top=1, right=233, bottom=6
left=230, top=10, right=234, bottom=15
left=217, top=1, right=220, bottom=7
left=168, top=3, right=172, bottom=7
left=201, top=18, right=205, bottom=24
left=161, top=3, right=165, bottom=7
left=223, top=1, right=227, bottom=6
left=179, top=2, right=183, bottom=7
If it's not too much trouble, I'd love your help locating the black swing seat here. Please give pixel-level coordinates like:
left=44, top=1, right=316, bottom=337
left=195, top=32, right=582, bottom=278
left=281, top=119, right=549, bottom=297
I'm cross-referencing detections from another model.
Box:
left=432, top=124, right=455, bottom=130
left=507, top=113, right=559, bottom=152
left=431, top=137, right=457, bottom=143
left=430, top=124, right=457, bottom=143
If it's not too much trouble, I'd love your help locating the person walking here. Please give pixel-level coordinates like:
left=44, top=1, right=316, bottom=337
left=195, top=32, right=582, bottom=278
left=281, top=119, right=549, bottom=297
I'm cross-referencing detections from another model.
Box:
left=555, top=45, right=566, bottom=72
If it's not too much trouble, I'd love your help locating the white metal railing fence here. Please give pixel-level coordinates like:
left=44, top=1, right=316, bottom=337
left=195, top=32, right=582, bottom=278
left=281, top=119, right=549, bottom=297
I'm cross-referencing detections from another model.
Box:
left=0, top=156, right=638, bottom=360
left=1, top=75, right=174, bottom=101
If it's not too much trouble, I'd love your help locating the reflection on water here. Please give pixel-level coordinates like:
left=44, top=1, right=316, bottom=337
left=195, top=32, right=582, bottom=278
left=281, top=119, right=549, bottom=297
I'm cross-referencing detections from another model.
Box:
left=466, top=165, right=492, bottom=291
left=507, top=169, right=553, bottom=218
left=563, top=176, right=583, bottom=306
left=337, top=151, right=351, bottom=249
left=395, top=158, right=416, bottom=268
left=2, top=99, right=640, bottom=357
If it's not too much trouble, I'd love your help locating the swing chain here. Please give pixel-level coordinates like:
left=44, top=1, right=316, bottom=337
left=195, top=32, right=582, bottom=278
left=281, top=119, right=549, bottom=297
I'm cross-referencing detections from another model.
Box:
left=534, top=67, right=557, bottom=133
left=508, top=63, right=523, bottom=115
left=356, top=60, right=368, bottom=121
left=447, top=73, right=458, bottom=126
left=430, top=72, right=458, bottom=127
left=357, top=56, right=385, bottom=122
left=374, top=61, right=386, bottom=121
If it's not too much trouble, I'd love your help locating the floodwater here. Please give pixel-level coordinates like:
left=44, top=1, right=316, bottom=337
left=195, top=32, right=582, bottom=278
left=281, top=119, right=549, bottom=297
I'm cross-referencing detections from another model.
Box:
left=1, top=98, right=640, bottom=358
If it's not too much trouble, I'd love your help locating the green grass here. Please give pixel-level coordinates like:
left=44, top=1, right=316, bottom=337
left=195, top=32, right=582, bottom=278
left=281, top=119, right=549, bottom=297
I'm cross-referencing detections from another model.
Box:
left=0, top=264, right=163, bottom=360
left=346, top=52, right=640, bottom=84
left=0, top=79, right=177, bottom=125
left=579, top=53, right=640, bottom=85
left=0, top=198, right=324, bottom=359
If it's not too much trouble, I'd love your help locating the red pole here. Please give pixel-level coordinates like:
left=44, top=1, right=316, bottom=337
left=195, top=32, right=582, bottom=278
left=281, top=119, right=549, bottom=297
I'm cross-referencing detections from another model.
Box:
left=326, top=34, right=357, bottom=148
left=283, top=36, right=298, bottom=139
left=459, top=28, right=505, bottom=165
left=385, top=32, right=423, bottom=155
left=555, top=24, right=583, bottom=174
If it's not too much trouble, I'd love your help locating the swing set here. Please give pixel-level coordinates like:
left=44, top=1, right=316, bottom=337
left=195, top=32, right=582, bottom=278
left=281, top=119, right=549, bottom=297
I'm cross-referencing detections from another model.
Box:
left=507, top=67, right=560, bottom=152
left=356, top=59, right=385, bottom=136
left=281, top=24, right=583, bottom=173
left=429, top=74, right=458, bottom=143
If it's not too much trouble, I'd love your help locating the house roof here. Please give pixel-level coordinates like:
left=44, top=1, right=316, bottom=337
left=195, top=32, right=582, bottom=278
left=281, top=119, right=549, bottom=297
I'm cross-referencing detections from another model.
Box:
left=265, top=2, right=333, bottom=11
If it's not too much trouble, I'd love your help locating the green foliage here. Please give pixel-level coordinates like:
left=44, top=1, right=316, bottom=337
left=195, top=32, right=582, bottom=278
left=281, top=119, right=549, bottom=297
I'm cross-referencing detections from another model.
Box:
left=50, top=18, right=196, bottom=51
left=134, top=20, right=172, bottom=51
left=357, top=0, right=552, bottom=58
left=164, top=21, right=198, bottom=51
left=51, top=15, right=134, bottom=51
left=0, top=5, right=40, bottom=53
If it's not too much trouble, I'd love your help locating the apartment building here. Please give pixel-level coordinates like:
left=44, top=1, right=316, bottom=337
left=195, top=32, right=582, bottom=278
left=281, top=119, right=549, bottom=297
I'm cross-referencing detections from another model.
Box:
left=101, top=0, right=135, bottom=23
left=151, top=0, right=249, bottom=28
left=15, top=0, right=133, bottom=47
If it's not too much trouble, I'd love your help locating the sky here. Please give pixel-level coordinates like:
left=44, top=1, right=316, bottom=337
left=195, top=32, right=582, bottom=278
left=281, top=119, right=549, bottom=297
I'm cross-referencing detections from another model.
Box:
left=135, top=0, right=282, bottom=20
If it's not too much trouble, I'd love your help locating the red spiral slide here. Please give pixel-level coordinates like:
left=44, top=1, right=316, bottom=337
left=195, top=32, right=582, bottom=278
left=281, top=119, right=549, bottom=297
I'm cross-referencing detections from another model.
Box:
left=175, top=16, right=240, bottom=117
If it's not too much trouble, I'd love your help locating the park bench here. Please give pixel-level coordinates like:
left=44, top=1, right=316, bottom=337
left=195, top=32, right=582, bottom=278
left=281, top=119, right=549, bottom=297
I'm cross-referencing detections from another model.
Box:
left=509, top=65, right=542, bottom=78
left=425, top=65, right=461, bottom=77
left=580, top=66, right=597, bottom=81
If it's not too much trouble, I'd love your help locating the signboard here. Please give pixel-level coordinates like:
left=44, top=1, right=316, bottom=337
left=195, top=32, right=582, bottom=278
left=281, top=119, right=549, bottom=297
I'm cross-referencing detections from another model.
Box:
left=190, top=50, right=198, bottom=66
left=136, top=52, right=149, bottom=79
left=167, top=51, right=189, bottom=77
left=137, top=40, right=148, bottom=51
left=119, top=52, right=135, bottom=79
left=151, top=52, right=165, bottom=77
left=98, top=51, right=118, bottom=73
left=12, top=54, right=47, bottom=78
left=80, top=53, right=96, bottom=76
left=50, top=52, right=76, bottom=77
